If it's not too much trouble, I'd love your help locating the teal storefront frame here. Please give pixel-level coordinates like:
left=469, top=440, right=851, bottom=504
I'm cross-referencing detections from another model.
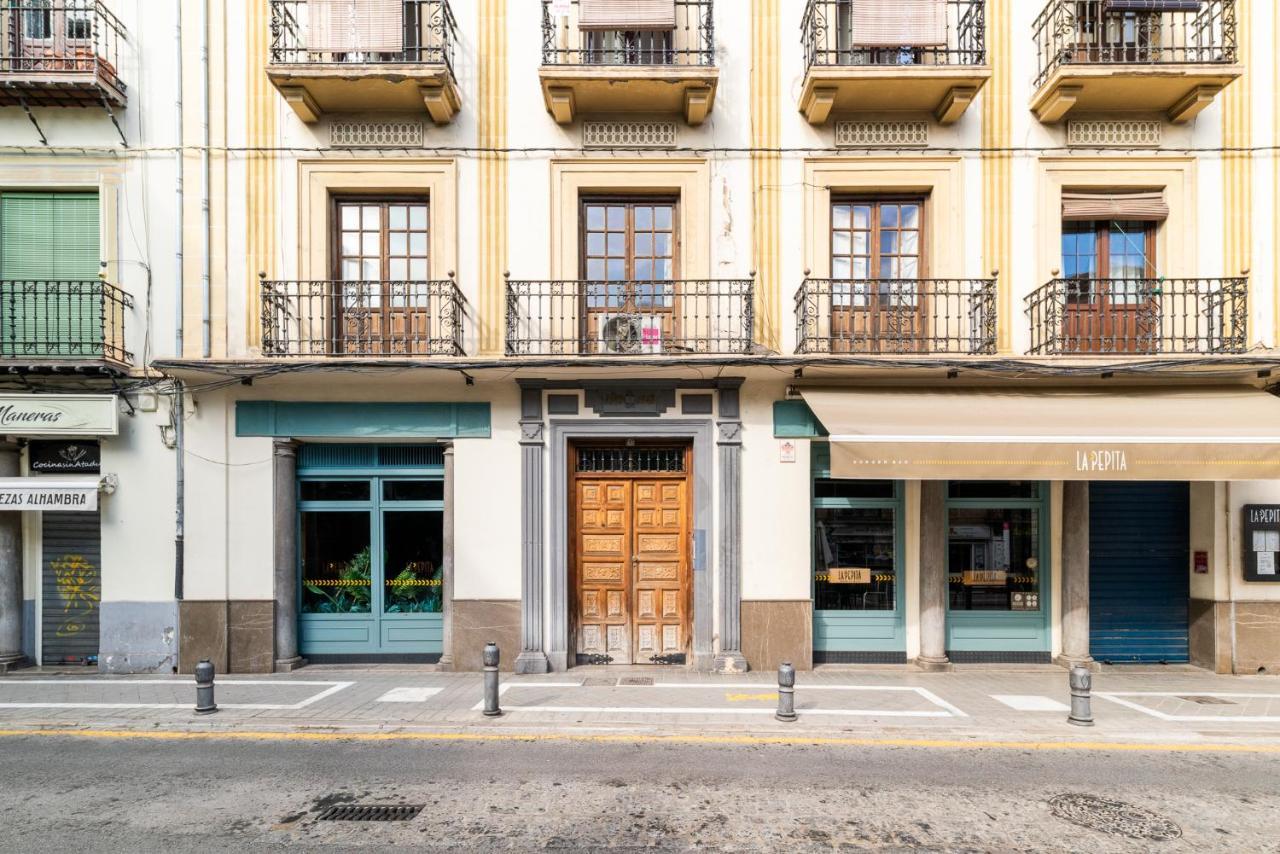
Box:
left=297, top=445, right=445, bottom=659
left=811, top=444, right=907, bottom=661
left=944, top=483, right=1051, bottom=655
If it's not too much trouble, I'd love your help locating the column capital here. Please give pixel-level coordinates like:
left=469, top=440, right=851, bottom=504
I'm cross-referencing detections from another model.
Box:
left=716, top=421, right=743, bottom=446
left=272, top=438, right=299, bottom=458
left=519, top=420, right=545, bottom=445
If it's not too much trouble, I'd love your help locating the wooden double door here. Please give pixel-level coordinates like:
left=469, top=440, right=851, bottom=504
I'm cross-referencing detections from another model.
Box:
left=573, top=446, right=691, bottom=665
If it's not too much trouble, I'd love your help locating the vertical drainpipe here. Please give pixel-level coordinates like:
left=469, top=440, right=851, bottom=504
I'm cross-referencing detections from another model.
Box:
left=174, top=0, right=186, bottom=603
left=200, top=0, right=211, bottom=358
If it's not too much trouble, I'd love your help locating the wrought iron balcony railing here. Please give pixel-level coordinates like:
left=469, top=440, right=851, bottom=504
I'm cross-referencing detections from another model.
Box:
left=795, top=278, right=996, bottom=355
left=506, top=279, right=753, bottom=357
left=802, top=0, right=985, bottom=69
left=1025, top=277, right=1247, bottom=356
left=261, top=279, right=465, bottom=358
left=0, top=280, right=131, bottom=366
left=0, top=0, right=127, bottom=107
left=269, top=0, right=457, bottom=73
left=1034, top=0, right=1237, bottom=89
left=541, top=0, right=714, bottom=67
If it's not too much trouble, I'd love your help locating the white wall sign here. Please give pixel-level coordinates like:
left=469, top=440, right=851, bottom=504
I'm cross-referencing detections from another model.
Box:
left=550, top=0, right=572, bottom=15
left=779, top=440, right=797, bottom=463
left=0, top=479, right=100, bottom=512
left=0, top=394, right=118, bottom=437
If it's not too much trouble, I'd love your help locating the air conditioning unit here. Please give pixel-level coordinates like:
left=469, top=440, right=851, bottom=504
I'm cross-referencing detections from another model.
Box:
left=596, top=313, right=664, bottom=355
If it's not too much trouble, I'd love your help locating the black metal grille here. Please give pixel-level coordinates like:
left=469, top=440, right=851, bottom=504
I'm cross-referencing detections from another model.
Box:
left=541, top=0, right=715, bottom=67
left=0, top=1, right=128, bottom=107
left=1034, top=0, right=1237, bottom=89
left=795, top=278, right=996, bottom=355
left=261, top=279, right=466, bottom=358
left=269, top=0, right=457, bottom=76
left=0, top=280, right=132, bottom=366
left=814, top=651, right=908, bottom=665
left=576, top=447, right=686, bottom=474
left=947, top=651, right=1052, bottom=664
left=506, top=279, right=754, bottom=357
left=802, top=0, right=986, bottom=69
left=1025, top=277, right=1247, bottom=355
left=316, top=804, right=423, bottom=822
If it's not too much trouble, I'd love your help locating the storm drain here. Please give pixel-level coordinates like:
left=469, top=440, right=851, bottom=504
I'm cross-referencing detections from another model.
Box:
left=581, top=677, right=618, bottom=687
left=316, top=804, right=423, bottom=822
left=619, top=677, right=654, bottom=686
left=1178, top=695, right=1236, bottom=705
left=1048, top=794, right=1181, bottom=841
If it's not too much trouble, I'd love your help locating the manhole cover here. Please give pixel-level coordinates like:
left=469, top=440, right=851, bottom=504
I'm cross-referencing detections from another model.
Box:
left=619, top=677, right=654, bottom=686
left=317, top=804, right=423, bottom=822
left=581, top=677, right=617, bottom=687
left=1048, top=794, right=1181, bottom=841
left=1179, top=695, right=1236, bottom=705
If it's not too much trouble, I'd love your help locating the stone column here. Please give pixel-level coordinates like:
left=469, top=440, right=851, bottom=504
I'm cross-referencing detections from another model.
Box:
left=272, top=439, right=304, bottom=672
left=436, top=441, right=456, bottom=670
left=515, top=388, right=550, bottom=674
left=713, top=387, right=748, bottom=673
left=916, top=480, right=951, bottom=671
left=1058, top=480, right=1095, bottom=669
left=0, top=442, right=24, bottom=674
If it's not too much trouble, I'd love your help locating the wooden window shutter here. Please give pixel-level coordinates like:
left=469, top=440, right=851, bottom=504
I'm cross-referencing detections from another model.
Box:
left=309, top=0, right=404, bottom=54
left=578, top=0, right=677, bottom=31
left=850, top=0, right=948, bottom=48
left=1061, top=190, right=1170, bottom=222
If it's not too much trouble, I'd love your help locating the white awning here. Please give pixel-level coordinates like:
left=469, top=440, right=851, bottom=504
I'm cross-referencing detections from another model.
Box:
left=0, top=478, right=102, bottom=512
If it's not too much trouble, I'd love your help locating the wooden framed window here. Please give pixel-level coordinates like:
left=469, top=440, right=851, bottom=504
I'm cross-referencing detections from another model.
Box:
left=1061, top=220, right=1158, bottom=353
left=831, top=198, right=923, bottom=303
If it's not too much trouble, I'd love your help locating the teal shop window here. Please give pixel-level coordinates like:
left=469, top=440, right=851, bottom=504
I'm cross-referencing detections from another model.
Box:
left=301, top=511, right=373, bottom=614
left=814, top=479, right=895, bottom=499
left=948, top=481, right=1041, bottom=500
left=948, top=507, right=1042, bottom=613
left=815, top=506, right=897, bottom=612
left=300, top=480, right=370, bottom=502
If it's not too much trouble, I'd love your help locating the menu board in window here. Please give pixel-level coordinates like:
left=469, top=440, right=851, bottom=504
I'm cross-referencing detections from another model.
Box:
left=1244, top=505, right=1280, bottom=582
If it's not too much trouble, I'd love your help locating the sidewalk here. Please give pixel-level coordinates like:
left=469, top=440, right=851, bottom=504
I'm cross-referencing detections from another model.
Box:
left=2, top=665, right=1279, bottom=748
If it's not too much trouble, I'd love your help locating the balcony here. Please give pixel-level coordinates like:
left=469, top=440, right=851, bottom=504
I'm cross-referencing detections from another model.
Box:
left=267, top=0, right=460, bottom=124
left=1025, top=277, right=1247, bottom=355
left=0, top=280, right=132, bottom=372
left=0, top=1, right=127, bottom=109
left=505, top=279, right=753, bottom=356
left=538, top=0, right=717, bottom=125
left=795, top=278, right=996, bottom=355
left=261, top=279, right=465, bottom=357
left=798, top=0, right=989, bottom=125
left=1031, top=0, right=1240, bottom=124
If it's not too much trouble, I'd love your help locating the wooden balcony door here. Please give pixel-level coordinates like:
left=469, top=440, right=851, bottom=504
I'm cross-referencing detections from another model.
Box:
left=830, top=199, right=925, bottom=353
left=580, top=198, right=678, bottom=354
left=573, top=446, right=691, bottom=666
left=13, top=2, right=95, bottom=70
left=1062, top=220, right=1157, bottom=354
left=1072, top=2, right=1161, bottom=64
left=334, top=199, right=429, bottom=355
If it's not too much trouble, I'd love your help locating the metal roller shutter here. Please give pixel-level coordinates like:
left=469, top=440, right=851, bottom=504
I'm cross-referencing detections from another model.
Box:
left=1089, top=482, right=1189, bottom=664
left=41, top=511, right=102, bottom=666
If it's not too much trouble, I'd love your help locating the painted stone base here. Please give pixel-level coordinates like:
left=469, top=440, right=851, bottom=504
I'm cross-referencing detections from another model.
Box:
left=741, top=601, right=812, bottom=672
left=178, top=600, right=276, bottom=674
left=99, top=601, right=178, bottom=674
left=1189, top=599, right=1280, bottom=675
left=451, top=600, right=521, bottom=672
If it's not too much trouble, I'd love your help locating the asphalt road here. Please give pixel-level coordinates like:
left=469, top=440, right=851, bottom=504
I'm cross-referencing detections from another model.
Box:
left=1, top=733, right=1277, bottom=852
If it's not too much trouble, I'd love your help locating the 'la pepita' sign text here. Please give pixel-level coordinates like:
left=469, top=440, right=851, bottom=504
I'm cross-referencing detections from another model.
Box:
left=0, top=395, right=119, bottom=437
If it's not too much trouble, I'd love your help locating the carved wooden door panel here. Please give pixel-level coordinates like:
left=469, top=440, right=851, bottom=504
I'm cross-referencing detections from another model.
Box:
left=576, top=479, right=633, bottom=664
left=631, top=478, right=688, bottom=663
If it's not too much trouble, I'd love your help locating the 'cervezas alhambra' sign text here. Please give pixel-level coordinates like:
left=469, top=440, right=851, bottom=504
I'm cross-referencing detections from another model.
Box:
left=0, top=395, right=118, bottom=437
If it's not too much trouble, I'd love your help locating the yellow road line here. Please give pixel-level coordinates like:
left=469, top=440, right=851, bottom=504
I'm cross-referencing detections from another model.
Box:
left=0, top=727, right=1278, bottom=754
left=725, top=693, right=778, bottom=703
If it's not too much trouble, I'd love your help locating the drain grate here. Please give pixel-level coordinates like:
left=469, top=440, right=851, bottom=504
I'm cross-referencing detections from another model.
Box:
left=580, top=677, right=617, bottom=687
left=619, top=677, right=654, bottom=686
left=1049, top=794, right=1181, bottom=841
left=316, top=804, right=423, bottom=822
left=1178, top=695, right=1236, bottom=706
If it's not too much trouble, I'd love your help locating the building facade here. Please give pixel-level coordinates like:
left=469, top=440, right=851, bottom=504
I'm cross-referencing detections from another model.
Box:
left=1, top=0, right=1279, bottom=676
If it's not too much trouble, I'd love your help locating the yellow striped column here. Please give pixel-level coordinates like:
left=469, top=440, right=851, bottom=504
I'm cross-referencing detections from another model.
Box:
left=478, top=0, right=508, bottom=356
left=245, top=0, right=276, bottom=352
left=983, top=0, right=1012, bottom=352
left=751, top=0, right=780, bottom=351
left=1223, top=0, right=1251, bottom=327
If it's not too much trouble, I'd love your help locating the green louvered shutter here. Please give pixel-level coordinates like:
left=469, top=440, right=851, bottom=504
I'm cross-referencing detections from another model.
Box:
left=0, top=193, right=102, bottom=358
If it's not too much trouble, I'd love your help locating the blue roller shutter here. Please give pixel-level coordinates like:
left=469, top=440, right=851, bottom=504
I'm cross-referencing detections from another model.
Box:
left=1089, top=482, right=1189, bottom=663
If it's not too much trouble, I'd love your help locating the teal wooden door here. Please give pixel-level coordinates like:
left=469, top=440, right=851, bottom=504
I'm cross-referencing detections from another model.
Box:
left=297, top=445, right=444, bottom=659
left=811, top=445, right=906, bottom=662
left=0, top=192, right=103, bottom=358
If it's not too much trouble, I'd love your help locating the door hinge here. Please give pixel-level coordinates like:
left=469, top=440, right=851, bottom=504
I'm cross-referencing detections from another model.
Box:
left=648, top=653, right=686, bottom=665
left=577, top=653, right=614, bottom=665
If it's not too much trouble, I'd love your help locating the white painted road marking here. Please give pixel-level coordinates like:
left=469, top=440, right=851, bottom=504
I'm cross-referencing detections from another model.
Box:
left=992, top=695, right=1070, bottom=713
left=0, top=679, right=353, bottom=710
left=1098, top=692, right=1280, bottom=723
left=376, top=687, right=443, bottom=703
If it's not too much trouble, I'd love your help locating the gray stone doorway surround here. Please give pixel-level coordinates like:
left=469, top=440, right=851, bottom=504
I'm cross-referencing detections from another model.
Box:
left=514, top=384, right=746, bottom=674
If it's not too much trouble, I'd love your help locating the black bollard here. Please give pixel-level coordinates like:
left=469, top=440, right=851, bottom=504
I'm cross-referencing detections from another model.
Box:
left=482, top=642, right=502, bottom=717
left=194, top=659, right=218, bottom=715
left=776, top=661, right=797, bottom=722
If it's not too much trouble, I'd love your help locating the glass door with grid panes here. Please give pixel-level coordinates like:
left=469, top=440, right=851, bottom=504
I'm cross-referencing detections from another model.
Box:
left=830, top=199, right=924, bottom=353
left=580, top=198, right=677, bottom=354
left=1061, top=220, right=1157, bottom=354
left=334, top=199, right=430, bottom=355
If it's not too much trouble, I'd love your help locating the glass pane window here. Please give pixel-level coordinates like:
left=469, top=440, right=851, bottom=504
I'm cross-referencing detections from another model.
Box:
left=300, top=480, right=371, bottom=502
left=336, top=200, right=429, bottom=282
left=301, top=511, right=372, bottom=614
left=814, top=507, right=896, bottom=612
left=813, top=479, right=895, bottom=499
left=383, top=510, right=444, bottom=614
left=947, top=507, right=1042, bottom=612
left=948, top=481, right=1040, bottom=500
left=382, top=480, right=444, bottom=502
left=830, top=200, right=923, bottom=308
left=1061, top=219, right=1155, bottom=297
left=581, top=199, right=677, bottom=310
